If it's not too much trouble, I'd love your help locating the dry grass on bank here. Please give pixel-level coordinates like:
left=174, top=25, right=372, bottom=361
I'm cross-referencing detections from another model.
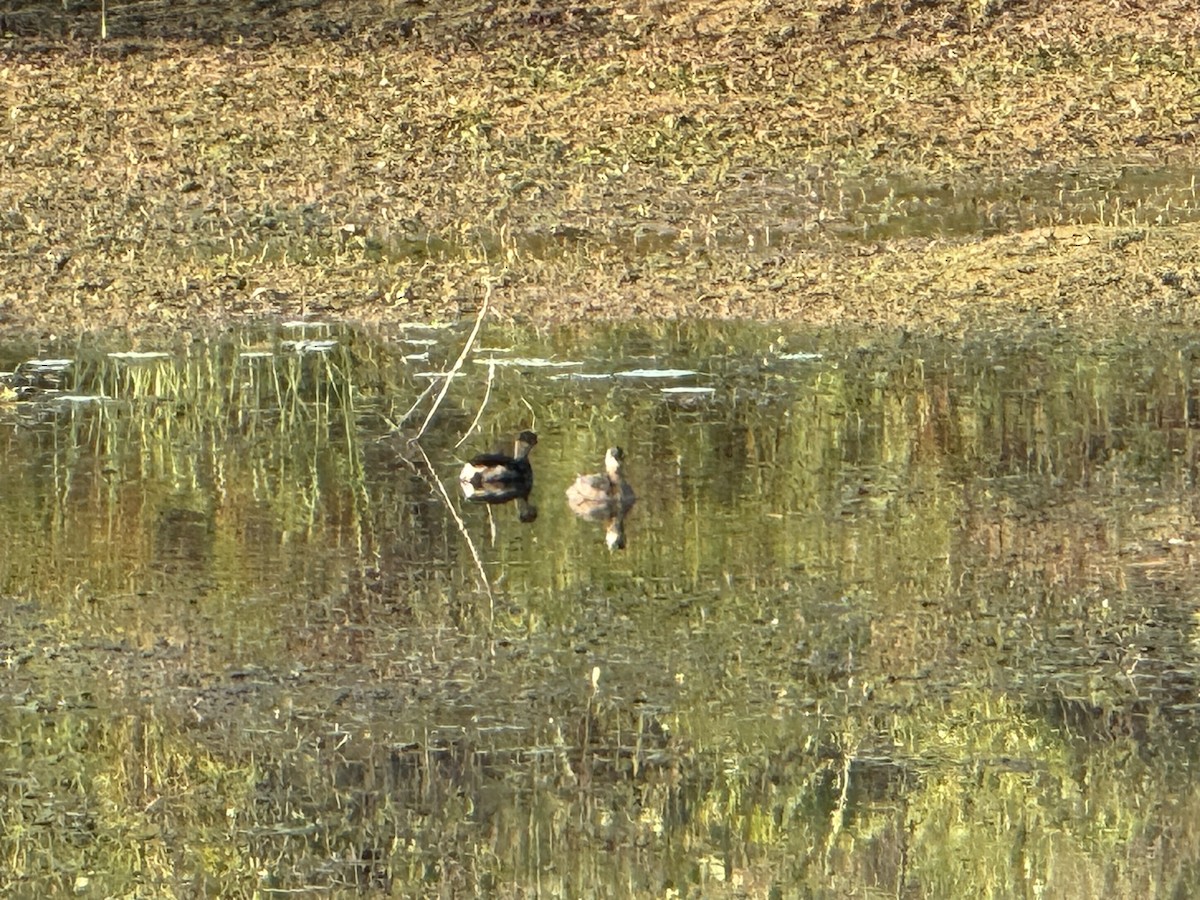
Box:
left=1, top=0, right=1199, bottom=335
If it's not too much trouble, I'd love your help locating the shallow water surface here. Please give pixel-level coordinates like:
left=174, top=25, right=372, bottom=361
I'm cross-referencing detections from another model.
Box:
left=3, top=321, right=1200, bottom=896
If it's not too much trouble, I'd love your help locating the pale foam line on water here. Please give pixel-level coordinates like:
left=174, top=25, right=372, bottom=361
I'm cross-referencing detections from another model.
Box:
left=472, top=357, right=584, bottom=368
left=614, top=368, right=698, bottom=378
left=548, top=372, right=613, bottom=381
left=281, top=339, right=338, bottom=353
left=550, top=368, right=703, bottom=381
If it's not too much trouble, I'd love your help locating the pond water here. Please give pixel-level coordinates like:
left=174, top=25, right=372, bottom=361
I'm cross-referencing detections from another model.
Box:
left=3, top=320, right=1200, bottom=897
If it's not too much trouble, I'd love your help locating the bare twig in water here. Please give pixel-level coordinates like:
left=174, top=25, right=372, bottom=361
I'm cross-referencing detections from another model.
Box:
left=456, top=360, right=495, bottom=449
left=410, top=282, right=491, bottom=444
left=389, top=378, right=438, bottom=432
left=411, top=442, right=494, bottom=623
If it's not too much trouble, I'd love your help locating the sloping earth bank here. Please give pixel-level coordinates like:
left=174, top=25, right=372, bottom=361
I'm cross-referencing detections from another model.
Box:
left=2, top=0, right=1199, bottom=336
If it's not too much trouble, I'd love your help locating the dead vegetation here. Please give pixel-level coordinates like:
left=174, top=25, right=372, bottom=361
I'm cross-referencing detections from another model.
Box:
left=1, top=0, right=1199, bottom=335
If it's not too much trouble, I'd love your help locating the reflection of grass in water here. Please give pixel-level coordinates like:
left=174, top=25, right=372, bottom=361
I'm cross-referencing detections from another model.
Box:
left=0, top=331, right=388, bottom=630
left=0, top=699, right=257, bottom=895
left=671, top=652, right=1193, bottom=897
left=9, top=326, right=1200, bottom=894
left=4, top=589, right=1197, bottom=897
left=0, top=329, right=419, bottom=891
